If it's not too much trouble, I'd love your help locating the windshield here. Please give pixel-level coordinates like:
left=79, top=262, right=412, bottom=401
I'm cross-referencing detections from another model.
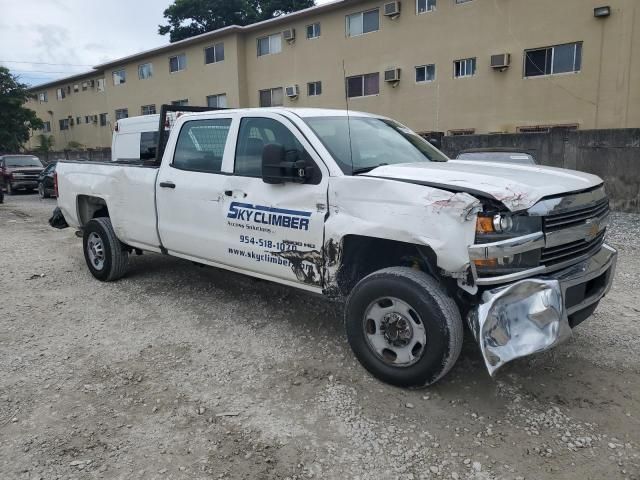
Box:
left=4, top=156, right=43, bottom=167
left=304, top=116, right=448, bottom=174
left=456, top=152, right=535, bottom=165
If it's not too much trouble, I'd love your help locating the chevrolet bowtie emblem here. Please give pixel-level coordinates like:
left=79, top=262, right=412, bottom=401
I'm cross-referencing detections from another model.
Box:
left=585, top=219, right=600, bottom=240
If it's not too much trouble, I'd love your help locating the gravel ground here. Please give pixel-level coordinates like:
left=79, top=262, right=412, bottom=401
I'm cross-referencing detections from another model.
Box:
left=0, top=194, right=638, bottom=480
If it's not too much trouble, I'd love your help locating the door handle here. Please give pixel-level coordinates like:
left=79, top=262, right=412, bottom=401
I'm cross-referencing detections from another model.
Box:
left=224, top=190, right=233, bottom=196
left=160, top=181, right=176, bottom=189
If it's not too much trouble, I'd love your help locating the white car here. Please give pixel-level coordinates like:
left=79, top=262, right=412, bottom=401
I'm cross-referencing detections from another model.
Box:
left=52, top=107, right=617, bottom=387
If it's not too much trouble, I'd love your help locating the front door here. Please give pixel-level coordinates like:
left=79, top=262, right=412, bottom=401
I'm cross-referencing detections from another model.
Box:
left=156, top=115, right=237, bottom=262
left=221, top=114, right=329, bottom=289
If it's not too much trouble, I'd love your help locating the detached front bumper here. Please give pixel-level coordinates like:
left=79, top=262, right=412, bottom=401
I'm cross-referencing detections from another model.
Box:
left=467, top=244, right=617, bottom=375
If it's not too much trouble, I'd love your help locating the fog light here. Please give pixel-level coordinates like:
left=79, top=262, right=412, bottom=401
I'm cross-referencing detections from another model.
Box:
left=594, top=6, right=611, bottom=17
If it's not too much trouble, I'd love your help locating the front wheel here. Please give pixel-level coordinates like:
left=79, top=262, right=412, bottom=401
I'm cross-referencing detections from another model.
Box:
left=83, top=217, right=129, bottom=281
left=345, top=267, right=463, bottom=388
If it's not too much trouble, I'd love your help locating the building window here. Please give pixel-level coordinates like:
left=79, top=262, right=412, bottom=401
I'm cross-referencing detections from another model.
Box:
left=448, top=129, right=475, bottom=136
left=115, top=108, right=129, bottom=121
left=99, top=113, right=108, bottom=126
left=257, top=33, right=282, bottom=56
left=38, top=92, right=48, bottom=103
left=42, top=121, right=51, bottom=133
left=138, top=63, right=153, bottom=80
left=259, top=87, right=284, bottom=107
left=169, top=54, right=187, bottom=73
left=206, top=94, right=228, bottom=108
left=205, top=43, right=225, bottom=64
left=417, top=0, right=436, bottom=13
left=307, top=81, right=322, bottom=96
left=415, top=64, right=436, bottom=83
left=113, top=69, right=126, bottom=85
left=56, top=88, right=65, bottom=100
left=84, top=116, right=90, bottom=124
left=346, top=9, right=379, bottom=37
left=82, top=82, right=88, bottom=91
left=73, top=84, right=79, bottom=93
left=524, top=42, right=582, bottom=77
left=347, top=73, right=379, bottom=98
left=141, top=104, right=156, bottom=115
left=76, top=116, right=82, bottom=125
left=454, top=58, right=476, bottom=78
left=171, top=99, right=189, bottom=107
left=59, top=119, right=70, bottom=131
left=97, top=78, right=105, bottom=92
left=306, top=23, right=321, bottom=39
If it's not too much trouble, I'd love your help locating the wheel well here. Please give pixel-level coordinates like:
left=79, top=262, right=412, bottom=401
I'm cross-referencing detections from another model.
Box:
left=77, top=195, right=109, bottom=226
left=335, top=235, right=441, bottom=295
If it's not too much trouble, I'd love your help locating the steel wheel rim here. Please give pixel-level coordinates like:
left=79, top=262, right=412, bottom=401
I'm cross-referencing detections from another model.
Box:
left=87, top=232, right=106, bottom=270
left=363, top=296, right=427, bottom=367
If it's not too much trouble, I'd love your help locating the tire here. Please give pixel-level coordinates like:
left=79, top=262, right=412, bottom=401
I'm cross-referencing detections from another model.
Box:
left=82, top=217, right=129, bottom=281
left=345, top=267, right=463, bottom=388
left=38, top=183, right=49, bottom=199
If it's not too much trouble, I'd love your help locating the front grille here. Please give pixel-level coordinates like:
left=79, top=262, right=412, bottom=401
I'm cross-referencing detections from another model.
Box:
left=544, top=198, right=609, bottom=232
left=541, top=230, right=606, bottom=266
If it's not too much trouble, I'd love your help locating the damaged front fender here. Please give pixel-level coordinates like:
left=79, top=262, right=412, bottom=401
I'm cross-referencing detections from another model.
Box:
left=467, top=279, right=572, bottom=376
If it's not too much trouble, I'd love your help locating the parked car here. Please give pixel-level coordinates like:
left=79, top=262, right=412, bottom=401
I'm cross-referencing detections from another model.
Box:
left=52, top=107, right=616, bottom=388
left=38, top=162, right=57, bottom=198
left=0, top=155, right=45, bottom=194
left=455, top=148, right=537, bottom=165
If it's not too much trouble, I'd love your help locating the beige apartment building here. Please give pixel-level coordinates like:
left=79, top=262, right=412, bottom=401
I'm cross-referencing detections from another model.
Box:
left=25, top=0, right=640, bottom=150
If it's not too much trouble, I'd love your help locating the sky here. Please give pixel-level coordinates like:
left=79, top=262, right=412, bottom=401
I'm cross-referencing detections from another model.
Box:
left=0, top=0, right=334, bottom=87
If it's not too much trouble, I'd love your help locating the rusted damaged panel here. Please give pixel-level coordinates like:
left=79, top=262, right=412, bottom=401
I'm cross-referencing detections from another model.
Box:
left=270, top=249, right=323, bottom=286
left=467, top=279, right=572, bottom=375
left=324, top=176, right=480, bottom=282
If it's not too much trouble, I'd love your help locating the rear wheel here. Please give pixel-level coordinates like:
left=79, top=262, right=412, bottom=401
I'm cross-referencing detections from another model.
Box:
left=83, top=217, right=129, bottom=281
left=38, top=183, right=49, bottom=199
left=345, top=267, right=463, bottom=388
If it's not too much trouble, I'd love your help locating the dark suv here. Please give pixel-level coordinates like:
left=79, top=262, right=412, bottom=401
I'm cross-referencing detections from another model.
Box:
left=0, top=155, right=45, bottom=195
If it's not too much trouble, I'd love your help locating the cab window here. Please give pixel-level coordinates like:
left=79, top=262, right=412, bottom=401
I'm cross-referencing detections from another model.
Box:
left=172, top=119, right=232, bottom=173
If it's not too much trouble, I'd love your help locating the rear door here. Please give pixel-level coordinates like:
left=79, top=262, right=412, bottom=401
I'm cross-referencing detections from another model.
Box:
left=156, top=114, right=238, bottom=262
left=220, top=113, right=329, bottom=289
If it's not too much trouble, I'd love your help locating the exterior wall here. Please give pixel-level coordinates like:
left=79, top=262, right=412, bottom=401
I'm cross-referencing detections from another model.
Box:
left=26, top=73, right=111, bottom=150
left=26, top=0, right=640, bottom=150
left=104, top=33, right=243, bottom=116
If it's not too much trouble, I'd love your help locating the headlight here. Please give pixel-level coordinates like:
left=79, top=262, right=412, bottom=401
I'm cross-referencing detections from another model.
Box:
left=473, top=213, right=543, bottom=277
left=475, top=214, right=541, bottom=243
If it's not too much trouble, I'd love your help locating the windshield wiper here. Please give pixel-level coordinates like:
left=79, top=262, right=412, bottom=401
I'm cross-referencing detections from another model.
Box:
left=352, top=163, right=388, bottom=175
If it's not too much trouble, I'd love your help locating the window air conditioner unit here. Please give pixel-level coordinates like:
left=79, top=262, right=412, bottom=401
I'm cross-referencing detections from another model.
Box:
left=283, top=28, right=296, bottom=42
left=384, top=68, right=401, bottom=83
left=490, top=53, right=511, bottom=70
left=285, top=85, right=299, bottom=98
left=383, top=1, right=401, bottom=17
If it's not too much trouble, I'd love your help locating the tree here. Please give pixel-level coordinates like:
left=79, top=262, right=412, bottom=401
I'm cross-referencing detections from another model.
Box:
left=159, top=0, right=315, bottom=42
left=0, top=67, right=43, bottom=153
left=36, top=134, right=55, bottom=161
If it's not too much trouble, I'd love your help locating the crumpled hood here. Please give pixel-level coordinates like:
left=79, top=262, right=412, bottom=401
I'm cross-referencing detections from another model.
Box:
left=366, top=161, right=603, bottom=211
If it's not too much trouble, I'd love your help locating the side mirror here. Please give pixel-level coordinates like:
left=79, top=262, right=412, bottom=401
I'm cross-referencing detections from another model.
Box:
left=262, top=143, right=310, bottom=184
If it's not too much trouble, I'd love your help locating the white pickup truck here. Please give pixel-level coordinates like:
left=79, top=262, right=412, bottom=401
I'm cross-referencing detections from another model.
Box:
left=52, top=107, right=617, bottom=387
